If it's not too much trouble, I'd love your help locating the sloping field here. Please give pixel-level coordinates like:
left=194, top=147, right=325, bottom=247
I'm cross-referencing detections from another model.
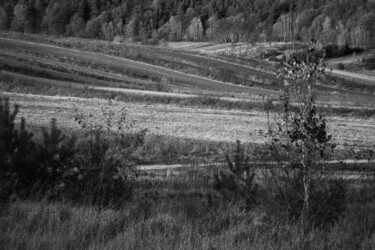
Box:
left=138, top=44, right=278, bottom=82
left=330, top=69, right=375, bottom=85
left=0, top=38, right=281, bottom=97
left=0, top=49, right=155, bottom=86
left=2, top=91, right=375, bottom=149
left=0, top=70, right=262, bottom=103
left=326, top=50, right=375, bottom=66
left=168, top=42, right=251, bottom=53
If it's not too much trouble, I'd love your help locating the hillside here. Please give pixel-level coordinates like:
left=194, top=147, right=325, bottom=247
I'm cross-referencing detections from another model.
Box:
left=1, top=0, right=374, bottom=51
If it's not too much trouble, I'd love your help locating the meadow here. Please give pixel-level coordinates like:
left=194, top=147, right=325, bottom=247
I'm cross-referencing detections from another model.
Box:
left=1, top=33, right=375, bottom=249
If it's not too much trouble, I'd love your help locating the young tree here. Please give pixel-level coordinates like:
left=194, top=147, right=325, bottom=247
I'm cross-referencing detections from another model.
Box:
left=0, top=7, right=7, bottom=30
left=10, top=3, right=27, bottom=32
left=186, top=17, right=203, bottom=41
left=271, top=49, right=332, bottom=224
left=25, top=3, right=38, bottom=33
left=125, top=16, right=137, bottom=41
left=205, top=14, right=217, bottom=40
left=321, top=16, right=338, bottom=45
left=102, top=21, right=114, bottom=40
left=85, top=11, right=108, bottom=38
left=167, top=15, right=182, bottom=40
left=66, top=13, right=86, bottom=37
left=42, top=0, right=72, bottom=35
left=78, top=0, right=91, bottom=22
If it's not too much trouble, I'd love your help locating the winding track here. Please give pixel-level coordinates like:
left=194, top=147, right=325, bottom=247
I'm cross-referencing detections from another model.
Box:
left=0, top=38, right=281, bottom=97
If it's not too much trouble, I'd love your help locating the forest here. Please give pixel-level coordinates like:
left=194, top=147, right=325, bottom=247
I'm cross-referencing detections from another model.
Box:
left=0, top=0, right=374, bottom=48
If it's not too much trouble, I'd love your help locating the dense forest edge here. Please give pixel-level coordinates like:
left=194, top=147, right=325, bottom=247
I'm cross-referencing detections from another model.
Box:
left=0, top=0, right=374, bottom=51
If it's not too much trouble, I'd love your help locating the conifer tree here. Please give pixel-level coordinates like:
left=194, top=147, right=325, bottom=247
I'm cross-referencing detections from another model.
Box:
left=79, top=0, right=91, bottom=22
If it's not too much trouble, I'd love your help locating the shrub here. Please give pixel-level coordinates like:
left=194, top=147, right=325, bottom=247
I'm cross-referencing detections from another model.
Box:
left=0, top=98, right=35, bottom=200
left=214, top=140, right=258, bottom=210
left=0, top=98, right=144, bottom=207
left=0, top=99, right=77, bottom=200
left=337, top=63, right=345, bottom=70
left=363, top=54, right=375, bottom=70
left=34, top=119, right=77, bottom=193
left=70, top=100, right=147, bottom=206
left=268, top=173, right=347, bottom=227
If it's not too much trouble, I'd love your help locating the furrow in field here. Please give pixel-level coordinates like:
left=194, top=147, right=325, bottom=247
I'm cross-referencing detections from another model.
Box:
left=1, top=71, right=259, bottom=103
left=0, top=38, right=281, bottom=97
left=0, top=48, right=154, bottom=86
left=139, top=45, right=278, bottom=81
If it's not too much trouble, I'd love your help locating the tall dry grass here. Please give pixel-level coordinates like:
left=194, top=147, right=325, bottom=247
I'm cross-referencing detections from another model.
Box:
left=2, top=173, right=375, bottom=250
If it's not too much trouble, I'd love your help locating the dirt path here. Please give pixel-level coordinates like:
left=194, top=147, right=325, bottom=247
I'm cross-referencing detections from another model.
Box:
left=326, top=50, right=375, bottom=84
left=138, top=159, right=373, bottom=170
left=326, top=50, right=375, bottom=66
left=329, top=69, right=375, bottom=85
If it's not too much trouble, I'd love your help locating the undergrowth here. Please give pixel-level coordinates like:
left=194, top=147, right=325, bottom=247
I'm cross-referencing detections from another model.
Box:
left=1, top=95, right=375, bottom=249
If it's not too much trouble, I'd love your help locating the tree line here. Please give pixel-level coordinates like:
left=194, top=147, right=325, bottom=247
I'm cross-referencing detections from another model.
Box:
left=0, top=0, right=374, bottom=48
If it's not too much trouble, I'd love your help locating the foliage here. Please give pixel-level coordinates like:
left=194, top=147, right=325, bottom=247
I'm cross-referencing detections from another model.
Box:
left=268, top=172, right=347, bottom=227
left=214, top=140, right=258, bottom=210
left=265, top=49, right=347, bottom=226
left=1, top=0, right=375, bottom=48
left=0, top=98, right=35, bottom=200
left=0, top=98, right=80, bottom=201
left=70, top=100, right=147, bottom=206
left=337, top=62, right=345, bottom=70
left=0, top=98, right=144, bottom=207
left=0, top=7, right=7, bottom=30
left=34, top=119, right=77, bottom=196
left=186, top=17, right=203, bottom=41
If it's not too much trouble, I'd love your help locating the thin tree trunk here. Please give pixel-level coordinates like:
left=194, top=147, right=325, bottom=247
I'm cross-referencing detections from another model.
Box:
left=301, top=151, right=311, bottom=225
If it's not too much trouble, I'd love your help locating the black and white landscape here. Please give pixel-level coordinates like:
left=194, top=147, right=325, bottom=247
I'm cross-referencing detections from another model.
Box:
left=1, top=0, right=375, bottom=249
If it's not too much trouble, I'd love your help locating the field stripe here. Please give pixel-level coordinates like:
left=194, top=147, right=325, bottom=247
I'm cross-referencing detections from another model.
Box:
left=1, top=71, right=257, bottom=103
left=0, top=38, right=281, bottom=97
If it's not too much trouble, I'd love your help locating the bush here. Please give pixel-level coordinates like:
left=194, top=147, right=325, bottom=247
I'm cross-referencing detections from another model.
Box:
left=0, top=99, right=77, bottom=200
left=269, top=173, right=347, bottom=227
left=214, top=141, right=258, bottom=210
left=0, top=98, right=35, bottom=200
left=363, top=54, right=375, bottom=70
left=69, top=100, right=147, bottom=206
left=337, top=63, right=345, bottom=70
left=0, top=98, right=144, bottom=207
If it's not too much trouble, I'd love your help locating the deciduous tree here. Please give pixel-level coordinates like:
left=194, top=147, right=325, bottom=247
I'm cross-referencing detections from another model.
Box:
left=187, top=17, right=203, bottom=41
left=10, top=3, right=27, bottom=32
left=0, top=7, right=7, bottom=30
